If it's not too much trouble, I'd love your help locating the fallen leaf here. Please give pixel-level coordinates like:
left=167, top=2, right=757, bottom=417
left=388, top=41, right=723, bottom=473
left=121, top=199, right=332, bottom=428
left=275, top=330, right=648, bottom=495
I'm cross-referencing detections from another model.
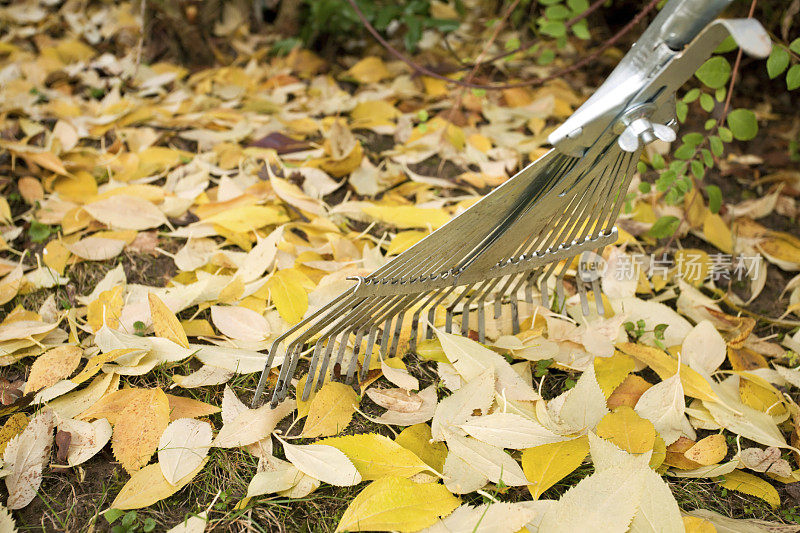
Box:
left=4, top=409, right=54, bottom=509
left=336, top=476, right=460, bottom=532
left=281, top=439, right=362, bottom=486
left=521, top=436, right=589, bottom=499
left=158, top=418, right=212, bottom=484
left=721, top=470, right=780, bottom=508
left=57, top=418, right=112, bottom=467
left=111, top=459, right=208, bottom=510
left=634, top=370, right=686, bottom=445
left=24, top=345, right=82, bottom=394
left=319, top=433, right=432, bottom=480
left=302, top=382, right=358, bottom=438
left=149, top=294, right=190, bottom=348
left=596, top=406, right=656, bottom=454
left=112, top=388, right=170, bottom=472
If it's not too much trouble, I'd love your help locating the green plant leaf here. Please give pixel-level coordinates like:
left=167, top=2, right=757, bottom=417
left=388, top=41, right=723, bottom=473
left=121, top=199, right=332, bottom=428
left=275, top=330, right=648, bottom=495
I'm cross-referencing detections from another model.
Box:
left=707, top=185, right=722, bottom=214
left=767, top=46, right=790, bottom=79
left=726, top=109, right=758, bottom=141
left=695, top=57, right=731, bottom=89
left=28, top=220, right=53, bottom=243
left=709, top=136, right=724, bottom=157
left=649, top=216, right=680, bottom=239
left=105, top=509, right=125, bottom=524
left=545, top=5, right=571, bottom=20
left=700, top=93, right=715, bottom=112
left=718, top=127, right=733, bottom=143
left=683, top=88, right=700, bottom=103
left=714, top=35, right=738, bottom=53
left=790, top=38, right=800, bottom=55
left=676, top=100, right=688, bottom=123
left=572, top=20, right=590, bottom=40
left=540, top=20, right=566, bottom=38
left=788, top=65, right=800, bottom=91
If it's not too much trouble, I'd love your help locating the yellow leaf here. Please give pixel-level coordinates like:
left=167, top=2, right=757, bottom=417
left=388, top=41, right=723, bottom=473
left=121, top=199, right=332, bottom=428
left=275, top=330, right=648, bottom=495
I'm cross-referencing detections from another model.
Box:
left=596, top=406, right=655, bottom=454
left=362, top=205, right=451, bottom=230
left=24, top=345, right=82, bottom=394
left=672, top=249, right=710, bottom=287
left=166, top=394, right=220, bottom=421
left=395, top=424, right=447, bottom=473
left=180, top=319, right=215, bottom=337
left=267, top=269, right=309, bottom=325
left=87, top=285, right=124, bottom=332
left=684, top=434, right=727, bottom=466
left=0, top=413, right=28, bottom=455
left=336, top=476, right=460, bottom=532
left=204, top=206, right=289, bottom=233
left=345, top=56, right=391, bottom=84
left=739, top=376, right=787, bottom=417
left=521, top=436, right=589, bottom=500
left=218, top=276, right=245, bottom=304
left=319, top=434, right=432, bottom=480
left=351, top=100, right=400, bottom=126
left=682, top=516, right=716, bottom=533
left=703, top=211, right=733, bottom=254
left=422, top=76, right=449, bottom=97
left=467, top=134, right=492, bottom=153
left=148, top=293, right=189, bottom=348
left=650, top=434, right=666, bottom=470
left=27, top=150, right=69, bottom=176
left=53, top=171, right=97, bottom=202
left=759, top=231, right=800, bottom=270
left=302, top=382, right=358, bottom=438
left=43, top=240, right=70, bottom=275
left=111, top=458, right=208, bottom=510
left=721, top=470, right=780, bottom=508
left=71, top=348, right=139, bottom=385
left=617, top=343, right=719, bottom=403
left=387, top=231, right=427, bottom=255
left=112, top=388, right=170, bottom=473
left=594, top=351, right=635, bottom=398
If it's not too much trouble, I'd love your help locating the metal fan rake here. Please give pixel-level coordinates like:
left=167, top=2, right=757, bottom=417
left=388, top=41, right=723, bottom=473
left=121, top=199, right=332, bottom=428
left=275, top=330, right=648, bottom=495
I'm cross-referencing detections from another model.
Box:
left=253, top=0, right=770, bottom=407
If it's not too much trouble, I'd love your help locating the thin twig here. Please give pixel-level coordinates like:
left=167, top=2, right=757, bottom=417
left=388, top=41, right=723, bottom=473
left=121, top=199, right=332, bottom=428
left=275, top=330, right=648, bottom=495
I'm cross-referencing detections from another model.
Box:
left=345, top=0, right=661, bottom=90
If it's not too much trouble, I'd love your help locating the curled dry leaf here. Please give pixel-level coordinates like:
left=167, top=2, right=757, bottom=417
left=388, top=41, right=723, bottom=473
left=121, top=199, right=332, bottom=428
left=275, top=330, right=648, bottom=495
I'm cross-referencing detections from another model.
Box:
left=739, top=447, right=793, bottom=478
left=375, top=385, right=438, bottom=426
left=57, top=418, right=112, bottom=467
left=366, top=387, right=424, bottom=412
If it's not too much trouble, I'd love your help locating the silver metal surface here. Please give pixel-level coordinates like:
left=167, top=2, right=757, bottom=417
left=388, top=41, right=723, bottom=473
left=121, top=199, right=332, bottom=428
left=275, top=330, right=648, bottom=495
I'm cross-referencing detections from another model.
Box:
left=251, top=1, right=771, bottom=407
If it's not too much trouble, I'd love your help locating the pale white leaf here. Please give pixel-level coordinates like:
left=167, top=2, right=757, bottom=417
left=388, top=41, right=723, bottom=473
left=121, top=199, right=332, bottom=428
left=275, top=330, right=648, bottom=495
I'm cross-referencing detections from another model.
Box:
left=239, top=226, right=284, bottom=283
left=421, top=502, right=538, bottom=533
left=443, top=430, right=528, bottom=486
left=173, top=365, right=233, bottom=388
left=682, top=320, right=726, bottom=376
left=4, top=409, right=55, bottom=510
left=83, top=194, right=167, bottom=230
left=434, top=328, right=539, bottom=401
left=634, top=370, right=686, bottom=445
left=628, top=468, right=683, bottom=533
left=166, top=513, right=208, bottom=533
left=214, top=399, right=294, bottom=448
left=546, top=364, right=608, bottom=434
left=67, top=237, right=126, bottom=261
left=443, top=452, right=488, bottom=495
left=246, top=459, right=303, bottom=498
left=57, top=418, right=112, bottom=467
left=159, top=419, right=213, bottom=484
left=374, top=385, right=437, bottom=426
left=210, top=306, right=269, bottom=342
left=381, top=360, right=419, bottom=391
left=280, top=441, right=361, bottom=486
left=432, top=369, right=494, bottom=441
left=459, top=412, right=565, bottom=449
left=193, top=344, right=277, bottom=374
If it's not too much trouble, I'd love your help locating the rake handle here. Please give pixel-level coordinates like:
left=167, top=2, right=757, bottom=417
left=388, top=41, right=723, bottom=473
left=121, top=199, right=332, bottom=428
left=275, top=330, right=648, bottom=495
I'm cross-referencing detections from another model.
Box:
left=659, top=0, right=733, bottom=50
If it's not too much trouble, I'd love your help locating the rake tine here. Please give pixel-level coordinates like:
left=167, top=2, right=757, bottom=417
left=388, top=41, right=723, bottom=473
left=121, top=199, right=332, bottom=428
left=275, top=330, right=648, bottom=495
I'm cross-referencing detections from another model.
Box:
left=409, top=289, right=445, bottom=352
left=311, top=335, right=339, bottom=393
left=345, top=327, right=366, bottom=383
left=359, top=326, right=380, bottom=381
left=270, top=343, right=303, bottom=406
left=302, top=341, right=326, bottom=400
left=426, top=286, right=458, bottom=339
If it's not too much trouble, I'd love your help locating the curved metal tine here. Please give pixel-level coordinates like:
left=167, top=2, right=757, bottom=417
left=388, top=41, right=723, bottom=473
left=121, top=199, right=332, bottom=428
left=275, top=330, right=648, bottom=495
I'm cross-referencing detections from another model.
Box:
left=328, top=295, right=394, bottom=376
left=332, top=327, right=355, bottom=380
left=425, top=285, right=458, bottom=339
left=474, top=277, right=504, bottom=343
left=269, top=343, right=304, bottom=406
left=461, top=279, right=493, bottom=337
left=301, top=340, right=326, bottom=401
left=343, top=295, right=407, bottom=382
left=409, top=289, right=445, bottom=353
left=311, top=335, right=339, bottom=393
left=372, top=294, right=418, bottom=356
left=444, top=283, right=476, bottom=334
left=358, top=326, right=381, bottom=382
left=345, top=327, right=367, bottom=383
left=494, top=271, right=526, bottom=319
left=252, top=290, right=353, bottom=405
left=576, top=264, right=590, bottom=316
left=591, top=275, right=605, bottom=316
left=389, top=291, right=429, bottom=357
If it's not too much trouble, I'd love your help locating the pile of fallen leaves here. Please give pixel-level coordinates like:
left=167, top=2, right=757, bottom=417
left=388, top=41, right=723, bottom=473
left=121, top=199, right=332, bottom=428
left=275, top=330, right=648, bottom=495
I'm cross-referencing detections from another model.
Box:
left=2, top=0, right=800, bottom=531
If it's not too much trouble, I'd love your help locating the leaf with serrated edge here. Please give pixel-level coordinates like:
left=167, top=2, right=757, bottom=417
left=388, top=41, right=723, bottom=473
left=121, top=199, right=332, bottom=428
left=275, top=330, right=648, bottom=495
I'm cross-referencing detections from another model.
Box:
left=302, top=382, right=358, bottom=438
left=319, top=434, right=432, bottom=480
left=443, top=430, right=527, bottom=486
left=111, top=458, right=208, bottom=510
left=421, top=502, right=538, bottom=533
left=537, top=463, right=648, bottom=532
left=24, top=345, right=82, bottom=394
left=629, top=467, right=684, bottom=532
left=4, top=409, right=54, bottom=510
left=521, top=436, right=589, bottom=499
left=281, top=440, right=362, bottom=486
left=49, top=372, right=117, bottom=419
left=682, top=320, right=726, bottom=376
left=214, top=398, right=294, bottom=448
left=459, top=412, right=566, bottom=449
left=596, top=406, right=655, bottom=455
left=112, top=388, right=170, bottom=472
left=376, top=385, right=437, bottom=426
left=434, top=328, right=539, bottom=401
left=246, top=459, right=303, bottom=498
left=547, top=364, right=608, bottom=434
left=432, top=369, right=494, bottom=441
left=336, top=476, right=460, bottom=532
left=158, top=418, right=212, bottom=485
left=634, top=370, right=686, bottom=446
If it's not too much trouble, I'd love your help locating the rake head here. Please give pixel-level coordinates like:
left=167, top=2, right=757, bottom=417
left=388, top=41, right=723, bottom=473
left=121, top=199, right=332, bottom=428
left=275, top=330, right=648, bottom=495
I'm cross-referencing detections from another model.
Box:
left=252, top=0, right=771, bottom=407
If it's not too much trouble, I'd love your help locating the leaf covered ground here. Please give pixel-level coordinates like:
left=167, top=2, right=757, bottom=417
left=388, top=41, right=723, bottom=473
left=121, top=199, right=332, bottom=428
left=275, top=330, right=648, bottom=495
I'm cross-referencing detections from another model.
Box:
left=1, top=0, right=800, bottom=532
